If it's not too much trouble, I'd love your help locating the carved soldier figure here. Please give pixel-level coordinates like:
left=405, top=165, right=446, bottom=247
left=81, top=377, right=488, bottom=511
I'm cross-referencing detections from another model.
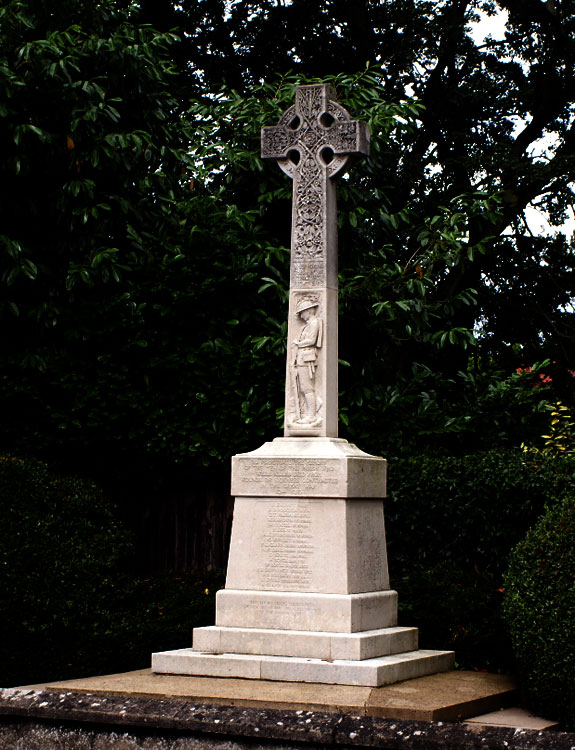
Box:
left=291, top=296, right=323, bottom=424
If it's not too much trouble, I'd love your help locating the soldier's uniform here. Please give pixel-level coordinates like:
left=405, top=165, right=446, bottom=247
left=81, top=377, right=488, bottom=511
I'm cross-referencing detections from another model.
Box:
left=292, top=299, right=322, bottom=423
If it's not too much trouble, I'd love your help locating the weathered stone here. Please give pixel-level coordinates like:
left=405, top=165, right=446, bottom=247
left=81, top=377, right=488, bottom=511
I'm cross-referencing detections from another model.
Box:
left=93, top=735, right=141, bottom=750
left=212, top=590, right=398, bottom=632
left=191, top=625, right=418, bottom=661
left=463, top=707, right=561, bottom=730
left=11, top=669, right=519, bottom=721
left=223, top=496, right=389, bottom=594
left=230, top=438, right=387, bottom=498
left=0, top=687, right=569, bottom=750
left=152, top=649, right=453, bottom=688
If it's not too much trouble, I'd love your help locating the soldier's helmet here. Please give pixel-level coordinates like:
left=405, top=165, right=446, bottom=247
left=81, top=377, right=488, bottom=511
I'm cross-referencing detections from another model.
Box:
left=296, top=297, right=319, bottom=314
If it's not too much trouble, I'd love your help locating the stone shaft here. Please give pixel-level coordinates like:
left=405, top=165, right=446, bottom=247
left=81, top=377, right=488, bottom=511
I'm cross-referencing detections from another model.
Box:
left=261, top=84, right=369, bottom=437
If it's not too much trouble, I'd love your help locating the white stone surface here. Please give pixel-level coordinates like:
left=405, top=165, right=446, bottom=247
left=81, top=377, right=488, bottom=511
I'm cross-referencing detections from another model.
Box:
left=284, top=289, right=339, bottom=437
left=151, top=650, right=261, bottom=679
left=152, top=648, right=454, bottom=687
left=192, top=625, right=418, bottom=661
left=215, top=589, right=398, bottom=633
left=331, top=627, right=418, bottom=661
left=225, top=496, right=389, bottom=594
left=193, top=626, right=330, bottom=659
left=231, top=437, right=386, bottom=498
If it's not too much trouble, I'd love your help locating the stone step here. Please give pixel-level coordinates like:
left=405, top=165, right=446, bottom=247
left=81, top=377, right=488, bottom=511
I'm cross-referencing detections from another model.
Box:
left=151, top=649, right=455, bottom=687
left=216, top=589, right=398, bottom=632
left=192, top=625, right=418, bottom=661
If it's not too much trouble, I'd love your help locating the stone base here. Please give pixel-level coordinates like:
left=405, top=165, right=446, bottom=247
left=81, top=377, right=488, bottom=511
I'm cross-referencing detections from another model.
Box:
left=15, top=668, right=520, bottom=722
left=151, top=649, right=455, bottom=687
left=151, top=437, right=454, bottom=689
left=192, top=624, right=418, bottom=661
left=225, top=497, right=390, bottom=595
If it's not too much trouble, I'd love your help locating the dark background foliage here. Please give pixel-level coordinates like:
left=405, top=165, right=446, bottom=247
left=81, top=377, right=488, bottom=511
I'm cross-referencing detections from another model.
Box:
left=2, top=0, right=575, bottom=703
left=0, top=456, right=225, bottom=687
left=2, top=0, right=575, bottom=493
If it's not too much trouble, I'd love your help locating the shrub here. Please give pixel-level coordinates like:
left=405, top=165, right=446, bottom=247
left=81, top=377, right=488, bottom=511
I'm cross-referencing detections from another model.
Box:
left=0, top=456, right=223, bottom=686
left=385, top=449, right=575, bottom=669
left=135, top=570, right=224, bottom=656
left=503, top=494, right=575, bottom=728
left=0, top=456, right=138, bottom=685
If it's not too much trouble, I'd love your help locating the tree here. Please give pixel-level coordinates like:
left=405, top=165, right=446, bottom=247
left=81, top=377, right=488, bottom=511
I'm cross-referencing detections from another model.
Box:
left=183, top=71, right=553, bottom=456
left=148, top=0, right=575, bottom=452
left=137, top=0, right=575, bottom=380
left=0, top=2, right=294, bottom=488
left=0, top=0, right=193, bottom=477
left=2, top=0, right=574, bottom=491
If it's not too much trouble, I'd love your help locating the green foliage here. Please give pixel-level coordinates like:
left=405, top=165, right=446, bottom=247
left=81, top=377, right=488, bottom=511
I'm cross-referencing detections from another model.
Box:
left=2, top=0, right=575, bottom=687
left=136, top=571, right=225, bottom=656
left=1, top=0, right=188, bottom=315
left=524, top=401, right=575, bottom=457
left=503, top=495, right=575, bottom=728
left=0, top=454, right=224, bottom=686
left=2, top=0, right=574, bottom=482
left=1, top=1, right=574, bottom=511
left=386, top=449, right=575, bottom=669
left=1, top=57, right=547, bottom=484
left=138, top=0, right=575, bottom=382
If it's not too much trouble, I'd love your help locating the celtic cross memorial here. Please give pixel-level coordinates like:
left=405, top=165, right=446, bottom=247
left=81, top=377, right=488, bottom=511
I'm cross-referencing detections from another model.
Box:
left=261, top=84, right=369, bottom=437
left=152, top=85, right=454, bottom=688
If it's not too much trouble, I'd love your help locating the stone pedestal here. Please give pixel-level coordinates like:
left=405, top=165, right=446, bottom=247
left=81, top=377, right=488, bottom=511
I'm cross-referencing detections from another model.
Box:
left=152, top=438, right=454, bottom=686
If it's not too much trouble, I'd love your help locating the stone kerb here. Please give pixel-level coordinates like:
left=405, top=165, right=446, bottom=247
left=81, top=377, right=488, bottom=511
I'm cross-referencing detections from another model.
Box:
left=2, top=688, right=568, bottom=749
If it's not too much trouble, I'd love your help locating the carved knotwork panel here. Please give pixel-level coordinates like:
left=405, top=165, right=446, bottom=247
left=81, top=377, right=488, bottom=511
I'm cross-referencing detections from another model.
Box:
left=261, top=127, right=293, bottom=158
left=294, top=154, right=323, bottom=259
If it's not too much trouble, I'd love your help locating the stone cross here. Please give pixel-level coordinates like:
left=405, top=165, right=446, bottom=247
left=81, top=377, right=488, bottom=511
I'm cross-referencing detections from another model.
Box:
left=153, top=85, right=454, bottom=689
left=261, top=84, right=369, bottom=437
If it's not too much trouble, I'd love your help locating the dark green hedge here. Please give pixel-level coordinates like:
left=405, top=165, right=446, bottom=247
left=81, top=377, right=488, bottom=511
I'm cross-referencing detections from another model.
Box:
left=503, top=495, right=575, bottom=728
left=385, top=449, right=575, bottom=669
left=0, top=456, right=223, bottom=687
left=3, top=449, right=574, bottom=685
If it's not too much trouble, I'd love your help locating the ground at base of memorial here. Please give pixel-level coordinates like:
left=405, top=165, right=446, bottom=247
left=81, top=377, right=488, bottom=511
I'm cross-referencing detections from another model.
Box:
left=15, top=667, right=554, bottom=727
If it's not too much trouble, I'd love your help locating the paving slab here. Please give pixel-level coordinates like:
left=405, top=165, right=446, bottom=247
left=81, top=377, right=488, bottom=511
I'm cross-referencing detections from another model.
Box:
left=366, top=670, right=518, bottom=721
left=464, top=706, right=560, bottom=730
left=18, top=667, right=518, bottom=722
